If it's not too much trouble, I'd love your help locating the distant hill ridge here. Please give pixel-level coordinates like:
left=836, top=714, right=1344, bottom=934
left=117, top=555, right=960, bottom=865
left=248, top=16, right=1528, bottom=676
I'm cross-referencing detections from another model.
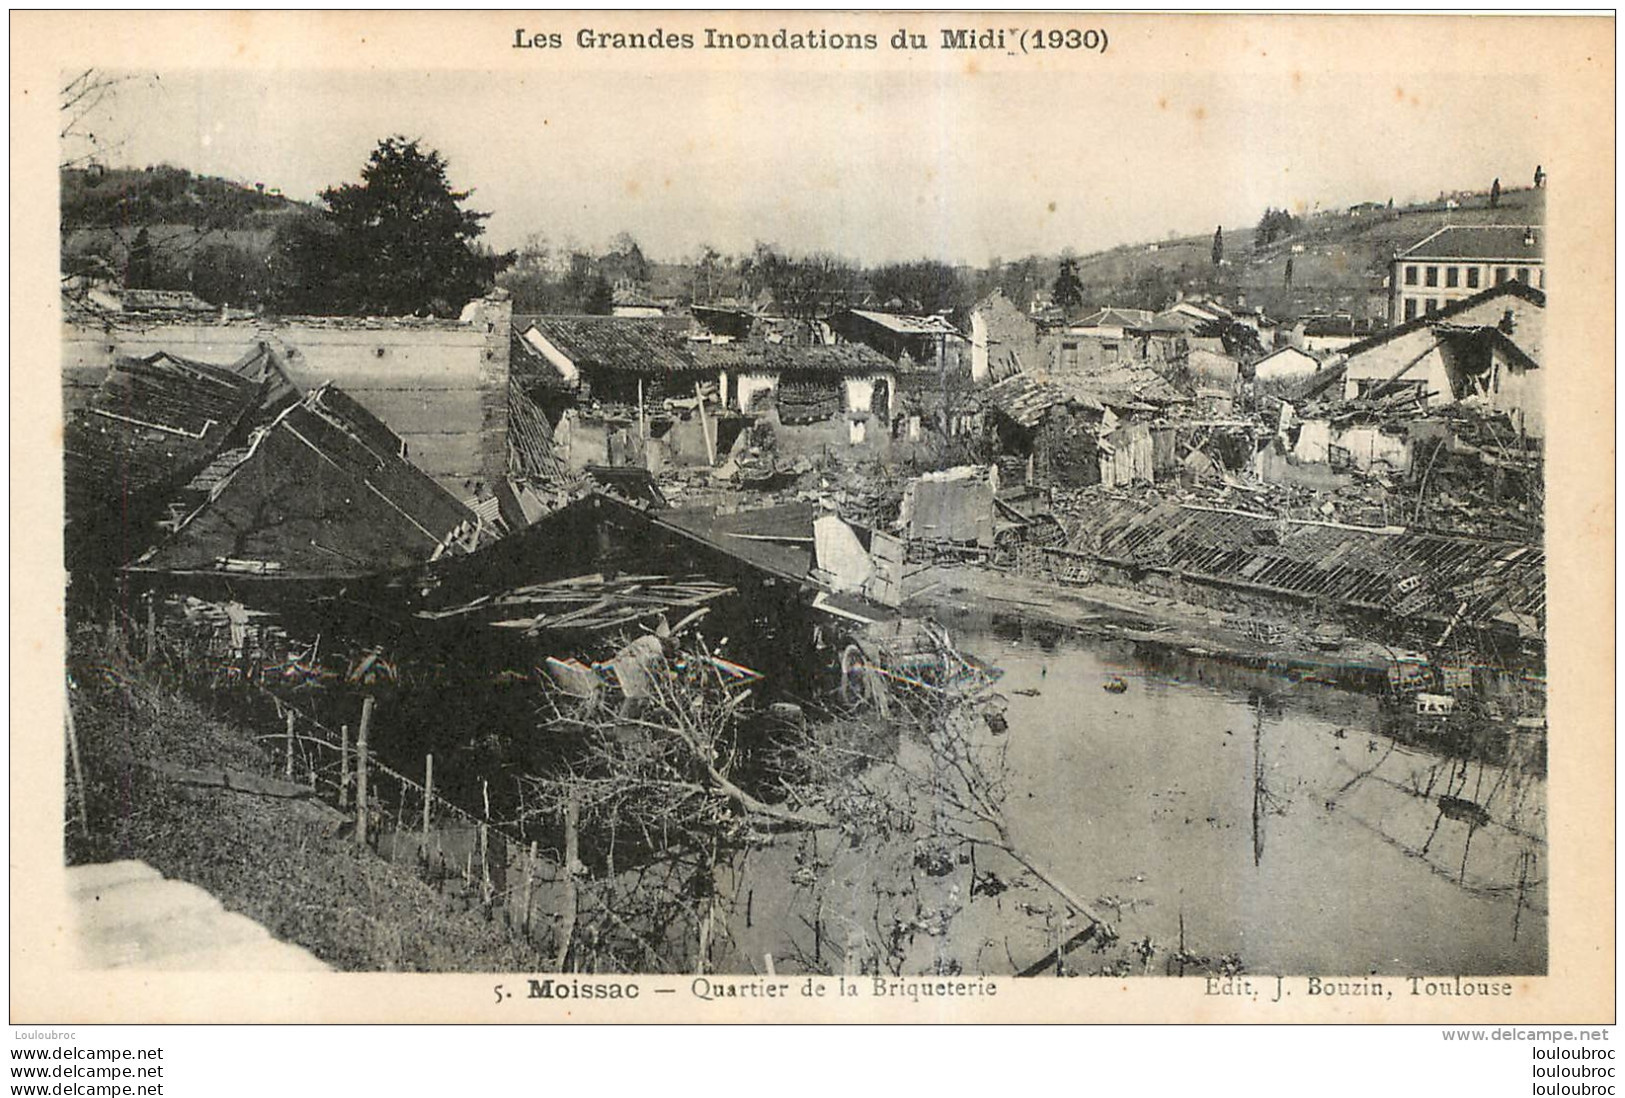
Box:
left=61, top=164, right=313, bottom=234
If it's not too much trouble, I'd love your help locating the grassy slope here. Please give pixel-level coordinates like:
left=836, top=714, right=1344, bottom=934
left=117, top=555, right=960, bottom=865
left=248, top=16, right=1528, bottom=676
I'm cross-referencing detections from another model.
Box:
left=65, top=627, right=550, bottom=973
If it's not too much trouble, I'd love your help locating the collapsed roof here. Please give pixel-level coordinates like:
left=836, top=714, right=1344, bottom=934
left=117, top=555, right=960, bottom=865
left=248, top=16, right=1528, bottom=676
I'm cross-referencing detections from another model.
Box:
left=131, top=384, right=479, bottom=579
left=63, top=347, right=286, bottom=522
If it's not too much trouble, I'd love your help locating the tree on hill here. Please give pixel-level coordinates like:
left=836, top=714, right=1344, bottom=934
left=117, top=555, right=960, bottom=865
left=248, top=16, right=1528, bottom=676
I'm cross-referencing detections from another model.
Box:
left=1050, top=257, right=1084, bottom=310
left=1490, top=178, right=1501, bottom=209
left=278, top=136, right=513, bottom=316
left=1254, top=207, right=1297, bottom=248
left=995, top=257, right=1042, bottom=312
left=124, top=228, right=156, bottom=289
left=1211, top=226, right=1224, bottom=267
left=1113, top=264, right=1180, bottom=312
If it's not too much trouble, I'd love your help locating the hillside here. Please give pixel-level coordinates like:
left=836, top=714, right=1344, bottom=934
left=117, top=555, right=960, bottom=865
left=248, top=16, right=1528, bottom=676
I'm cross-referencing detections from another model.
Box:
left=60, top=165, right=320, bottom=304
left=1061, top=185, right=1545, bottom=321
left=61, top=164, right=312, bottom=234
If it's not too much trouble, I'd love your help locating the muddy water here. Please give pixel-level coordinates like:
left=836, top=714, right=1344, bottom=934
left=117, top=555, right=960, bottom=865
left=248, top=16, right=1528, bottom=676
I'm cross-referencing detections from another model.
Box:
left=958, top=621, right=1546, bottom=975
left=728, top=619, right=1546, bottom=978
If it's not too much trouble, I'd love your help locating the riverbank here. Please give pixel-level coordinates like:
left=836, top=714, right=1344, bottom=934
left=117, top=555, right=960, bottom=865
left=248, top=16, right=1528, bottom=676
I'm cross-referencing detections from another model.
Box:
left=65, top=627, right=551, bottom=972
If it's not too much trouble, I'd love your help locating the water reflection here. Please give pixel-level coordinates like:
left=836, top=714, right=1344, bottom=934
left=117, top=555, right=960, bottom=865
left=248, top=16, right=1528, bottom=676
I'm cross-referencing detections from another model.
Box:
left=723, top=613, right=1546, bottom=978
left=954, top=620, right=1547, bottom=975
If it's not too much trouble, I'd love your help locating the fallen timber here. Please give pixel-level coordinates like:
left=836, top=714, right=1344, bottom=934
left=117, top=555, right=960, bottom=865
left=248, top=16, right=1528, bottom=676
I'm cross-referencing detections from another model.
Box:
left=417, top=572, right=737, bottom=636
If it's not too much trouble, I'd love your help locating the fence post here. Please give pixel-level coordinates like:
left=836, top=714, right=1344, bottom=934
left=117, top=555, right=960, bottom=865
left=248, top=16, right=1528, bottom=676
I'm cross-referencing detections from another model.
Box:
left=479, top=822, right=491, bottom=905
left=354, top=696, right=374, bottom=847
left=339, top=724, right=350, bottom=808
left=145, top=594, right=156, bottom=662
left=65, top=693, right=89, bottom=840
left=522, top=840, right=537, bottom=933
left=479, top=778, right=493, bottom=905
left=557, top=793, right=580, bottom=972
left=422, top=754, right=433, bottom=846
left=284, top=709, right=295, bottom=778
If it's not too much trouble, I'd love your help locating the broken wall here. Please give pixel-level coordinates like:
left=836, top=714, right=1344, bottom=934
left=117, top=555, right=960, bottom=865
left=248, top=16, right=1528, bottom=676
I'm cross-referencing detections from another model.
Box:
left=62, top=295, right=513, bottom=495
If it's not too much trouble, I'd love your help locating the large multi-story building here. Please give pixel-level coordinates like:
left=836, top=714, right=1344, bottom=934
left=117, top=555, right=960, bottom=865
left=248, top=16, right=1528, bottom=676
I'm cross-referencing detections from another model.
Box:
left=1389, top=224, right=1544, bottom=325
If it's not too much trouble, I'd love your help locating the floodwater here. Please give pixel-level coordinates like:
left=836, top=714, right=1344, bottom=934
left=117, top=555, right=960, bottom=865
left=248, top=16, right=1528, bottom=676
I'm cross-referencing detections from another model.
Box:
left=981, top=623, right=1545, bottom=975
left=730, top=617, right=1547, bottom=978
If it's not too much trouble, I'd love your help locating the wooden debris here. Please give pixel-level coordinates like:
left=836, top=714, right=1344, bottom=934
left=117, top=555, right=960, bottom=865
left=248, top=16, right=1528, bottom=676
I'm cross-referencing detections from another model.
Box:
left=417, top=572, right=736, bottom=636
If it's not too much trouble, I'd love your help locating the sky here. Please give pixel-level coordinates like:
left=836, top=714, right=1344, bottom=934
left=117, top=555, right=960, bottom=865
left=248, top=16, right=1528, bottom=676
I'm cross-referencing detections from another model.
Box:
left=73, top=67, right=1546, bottom=266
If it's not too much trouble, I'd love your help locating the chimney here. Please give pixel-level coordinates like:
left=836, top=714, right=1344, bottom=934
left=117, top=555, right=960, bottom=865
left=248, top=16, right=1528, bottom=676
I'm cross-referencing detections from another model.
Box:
left=1500, top=309, right=1517, bottom=335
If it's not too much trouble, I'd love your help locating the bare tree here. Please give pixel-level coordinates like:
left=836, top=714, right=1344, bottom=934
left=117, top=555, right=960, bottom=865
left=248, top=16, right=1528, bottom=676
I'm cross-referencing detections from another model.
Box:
left=60, top=69, right=149, bottom=170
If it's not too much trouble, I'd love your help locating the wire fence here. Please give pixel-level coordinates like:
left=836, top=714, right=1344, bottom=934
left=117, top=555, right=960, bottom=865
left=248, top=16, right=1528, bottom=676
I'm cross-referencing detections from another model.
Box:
left=111, top=600, right=568, bottom=941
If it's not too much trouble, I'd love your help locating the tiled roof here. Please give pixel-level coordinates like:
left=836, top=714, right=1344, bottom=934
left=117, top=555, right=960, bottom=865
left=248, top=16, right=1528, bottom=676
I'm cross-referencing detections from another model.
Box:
left=523, top=317, right=701, bottom=374
left=985, top=366, right=1186, bottom=427
left=985, top=372, right=1098, bottom=427
left=689, top=341, right=895, bottom=376
left=509, top=328, right=576, bottom=393
left=1150, top=309, right=1204, bottom=332
left=1399, top=225, right=1543, bottom=262
left=64, top=349, right=273, bottom=520
left=1073, top=307, right=1154, bottom=328
left=1338, top=281, right=1545, bottom=360
left=508, top=380, right=568, bottom=480
left=844, top=309, right=962, bottom=337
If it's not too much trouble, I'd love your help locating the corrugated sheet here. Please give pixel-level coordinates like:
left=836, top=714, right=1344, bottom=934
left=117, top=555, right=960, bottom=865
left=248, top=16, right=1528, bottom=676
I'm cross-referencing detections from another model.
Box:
left=1082, top=498, right=1543, bottom=629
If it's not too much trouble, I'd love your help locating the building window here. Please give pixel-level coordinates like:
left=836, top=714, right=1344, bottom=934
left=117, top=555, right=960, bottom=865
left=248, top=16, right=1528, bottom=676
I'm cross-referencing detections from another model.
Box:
left=1425, top=266, right=1438, bottom=287
left=1466, top=267, right=1480, bottom=289
left=1495, top=267, right=1509, bottom=285
left=1103, top=342, right=1120, bottom=364
left=1424, top=299, right=1438, bottom=314
left=1404, top=265, right=1419, bottom=286
left=1445, top=267, right=1459, bottom=288
left=1404, top=298, right=1418, bottom=321
left=1516, top=267, right=1530, bottom=284
left=1062, top=342, right=1079, bottom=370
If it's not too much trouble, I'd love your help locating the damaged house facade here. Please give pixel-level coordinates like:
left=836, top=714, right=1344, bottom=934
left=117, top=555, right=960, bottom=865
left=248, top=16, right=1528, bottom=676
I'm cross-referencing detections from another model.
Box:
left=1338, top=280, right=1544, bottom=439
left=690, top=339, right=899, bottom=454
left=1238, top=280, right=1545, bottom=532
left=830, top=307, right=967, bottom=372
left=514, top=315, right=903, bottom=470
left=984, top=368, right=1187, bottom=489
